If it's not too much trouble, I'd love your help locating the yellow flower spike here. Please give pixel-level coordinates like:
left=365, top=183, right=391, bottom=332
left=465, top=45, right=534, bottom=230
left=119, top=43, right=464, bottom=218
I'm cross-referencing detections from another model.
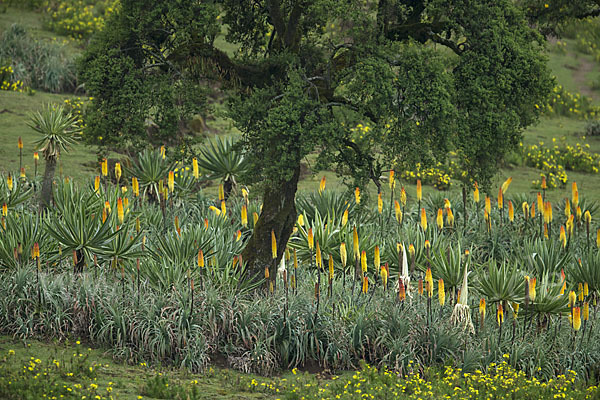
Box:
left=425, top=267, right=433, bottom=297
left=354, top=187, right=361, bottom=204
left=473, top=182, right=480, bottom=203
left=101, top=158, right=108, bottom=177
left=381, top=264, right=389, bottom=289
left=569, top=290, right=576, bottom=307
left=436, top=208, right=444, bottom=230
left=94, top=176, right=100, bottom=193
left=529, top=277, right=536, bottom=302
left=377, top=192, right=383, bottom=214
left=360, top=250, right=367, bottom=274
left=319, top=176, right=326, bottom=193
left=537, top=192, right=544, bottom=217
left=485, top=196, right=491, bottom=215
left=1, top=203, right=6, bottom=217
left=115, top=162, right=122, bottom=183
left=530, top=202, right=536, bottom=219
left=265, top=266, right=270, bottom=280
left=160, top=145, right=166, bottom=159
left=340, top=242, right=347, bottom=268
left=447, top=208, right=454, bottom=227
left=408, top=244, right=415, bottom=259
left=192, top=158, right=199, bottom=179
left=17, top=136, right=22, bottom=150
left=209, top=205, right=221, bottom=215
left=573, top=307, right=581, bottom=331
left=497, top=187, right=503, bottom=210
left=560, top=226, right=567, bottom=248
left=576, top=206, right=582, bottom=223
left=218, top=184, right=224, bottom=201
left=362, top=276, right=368, bottom=294
left=220, top=200, right=226, bottom=216
left=19, top=167, right=25, bottom=179
left=416, top=179, right=422, bottom=201
left=400, top=187, right=407, bottom=206
left=572, top=181, right=579, bottom=207
left=444, top=198, right=451, bottom=210
left=512, top=302, right=519, bottom=320
left=501, top=177, right=512, bottom=194
left=352, top=226, right=359, bottom=258
left=585, top=210, right=592, bottom=225
left=389, top=170, right=395, bottom=190
left=374, top=245, right=380, bottom=272
left=6, top=174, right=12, bottom=191
left=584, top=282, right=589, bottom=297
left=567, top=215, right=574, bottom=236
left=308, top=227, right=314, bottom=250
left=438, top=279, right=445, bottom=306
left=328, top=255, right=334, bottom=281
left=316, top=241, right=322, bottom=268
left=597, top=228, right=600, bottom=248
left=235, top=229, right=241, bottom=241
left=117, top=198, right=124, bottom=224
left=522, top=202, right=529, bottom=220
left=241, top=205, right=248, bottom=227
left=101, top=207, right=107, bottom=223
left=394, top=200, right=402, bottom=223
left=578, top=282, right=584, bottom=302
left=565, top=198, right=571, bottom=218
left=271, top=230, right=277, bottom=259
left=342, top=208, right=348, bottom=226
left=583, top=302, right=590, bottom=321
left=33, top=152, right=39, bottom=161
left=497, top=304, right=504, bottom=326
left=544, top=223, right=549, bottom=239
left=297, top=213, right=304, bottom=226
left=420, top=208, right=427, bottom=231
left=132, top=177, right=139, bottom=197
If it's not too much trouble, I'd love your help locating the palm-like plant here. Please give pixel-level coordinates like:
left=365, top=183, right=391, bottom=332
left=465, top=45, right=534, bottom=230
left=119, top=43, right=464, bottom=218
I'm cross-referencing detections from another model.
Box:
left=28, top=104, right=82, bottom=209
left=126, top=148, right=175, bottom=201
left=195, top=136, right=249, bottom=199
left=476, top=260, right=525, bottom=304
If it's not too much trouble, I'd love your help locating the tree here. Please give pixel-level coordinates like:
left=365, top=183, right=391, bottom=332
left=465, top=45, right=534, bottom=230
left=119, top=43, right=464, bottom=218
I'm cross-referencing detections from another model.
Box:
left=80, top=0, right=553, bottom=284
left=28, top=104, right=82, bottom=209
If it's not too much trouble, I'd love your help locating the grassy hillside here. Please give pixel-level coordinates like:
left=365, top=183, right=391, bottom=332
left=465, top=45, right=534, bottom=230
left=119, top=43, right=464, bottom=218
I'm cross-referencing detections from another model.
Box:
left=0, top=6, right=599, bottom=203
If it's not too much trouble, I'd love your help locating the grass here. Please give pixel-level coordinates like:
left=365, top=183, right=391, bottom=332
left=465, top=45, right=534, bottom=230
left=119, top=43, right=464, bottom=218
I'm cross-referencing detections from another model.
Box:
left=0, top=335, right=276, bottom=399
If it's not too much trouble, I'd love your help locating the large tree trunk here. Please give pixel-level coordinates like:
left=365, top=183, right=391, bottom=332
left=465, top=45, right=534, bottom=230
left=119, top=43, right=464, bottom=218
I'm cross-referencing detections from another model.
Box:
left=40, top=156, right=56, bottom=210
left=241, top=165, right=300, bottom=286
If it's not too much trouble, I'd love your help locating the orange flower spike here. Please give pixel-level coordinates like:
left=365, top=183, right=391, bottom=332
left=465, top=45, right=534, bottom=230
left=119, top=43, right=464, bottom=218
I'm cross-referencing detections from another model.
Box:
left=400, top=187, right=407, bottom=206
left=117, top=198, right=124, bottom=224
left=354, top=187, right=361, bottom=204
left=394, top=200, right=402, bottom=223
left=360, top=250, right=367, bottom=274
left=565, top=198, right=571, bottom=218
left=508, top=201, right=514, bottom=222
left=362, top=276, right=369, bottom=294
left=418, top=278, right=424, bottom=296
left=398, top=281, right=406, bottom=301
left=485, top=196, right=491, bottom=215
left=479, top=298, right=486, bottom=322
left=328, top=256, right=334, bottom=281
left=559, top=226, right=567, bottom=248
left=374, top=245, right=380, bottom=271
left=352, top=226, right=359, bottom=257
left=315, top=241, right=322, bottom=269
left=573, top=307, right=582, bottom=331
left=197, top=250, right=204, bottom=268
left=340, top=243, right=347, bottom=268
left=416, top=179, right=422, bottom=201
left=377, top=192, right=383, bottom=214
left=497, top=187, right=503, bottom=210
left=308, top=227, right=314, bottom=250
left=541, top=175, right=547, bottom=190
left=497, top=304, right=504, bottom=326
left=529, top=277, right=536, bottom=302
left=473, top=182, right=480, bottom=203
left=389, top=170, right=395, bottom=190
left=572, top=181, right=579, bottom=207
left=319, top=176, right=326, bottom=193
left=583, top=302, right=590, bottom=321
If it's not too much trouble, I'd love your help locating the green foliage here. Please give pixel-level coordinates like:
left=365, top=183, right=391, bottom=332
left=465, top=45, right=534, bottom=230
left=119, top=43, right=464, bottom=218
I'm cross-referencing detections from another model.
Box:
left=0, top=24, right=75, bottom=93
left=28, top=103, right=82, bottom=160
left=78, top=0, right=215, bottom=154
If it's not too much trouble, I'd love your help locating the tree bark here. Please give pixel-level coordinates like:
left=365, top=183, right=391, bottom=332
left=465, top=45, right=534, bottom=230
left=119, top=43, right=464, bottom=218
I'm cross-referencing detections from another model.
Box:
left=241, top=165, right=300, bottom=285
left=40, top=157, right=56, bottom=211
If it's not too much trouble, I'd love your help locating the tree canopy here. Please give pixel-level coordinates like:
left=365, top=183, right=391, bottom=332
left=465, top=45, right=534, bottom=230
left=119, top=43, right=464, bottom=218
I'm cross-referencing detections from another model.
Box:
left=80, top=0, right=553, bottom=281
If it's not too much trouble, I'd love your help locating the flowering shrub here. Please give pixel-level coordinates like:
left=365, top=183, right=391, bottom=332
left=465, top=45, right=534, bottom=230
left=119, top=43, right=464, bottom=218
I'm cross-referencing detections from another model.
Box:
left=521, top=139, right=600, bottom=188
left=245, top=358, right=596, bottom=400
left=401, top=161, right=456, bottom=190
left=46, top=0, right=119, bottom=40
left=63, top=97, right=88, bottom=133
left=0, top=65, right=25, bottom=92
left=542, top=85, right=600, bottom=120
